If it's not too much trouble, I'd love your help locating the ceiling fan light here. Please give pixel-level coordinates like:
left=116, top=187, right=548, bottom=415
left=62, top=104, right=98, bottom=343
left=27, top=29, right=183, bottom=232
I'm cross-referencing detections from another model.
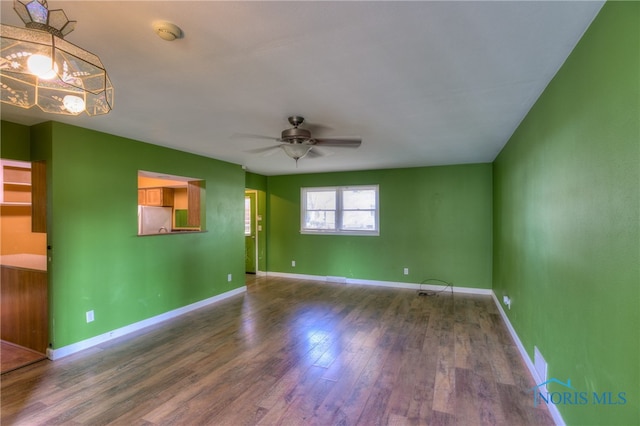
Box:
left=281, top=144, right=311, bottom=160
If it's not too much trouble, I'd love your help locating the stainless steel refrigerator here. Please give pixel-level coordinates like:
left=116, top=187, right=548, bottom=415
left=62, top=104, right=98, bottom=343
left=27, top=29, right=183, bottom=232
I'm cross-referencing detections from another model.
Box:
left=138, top=206, right=172, bottom=235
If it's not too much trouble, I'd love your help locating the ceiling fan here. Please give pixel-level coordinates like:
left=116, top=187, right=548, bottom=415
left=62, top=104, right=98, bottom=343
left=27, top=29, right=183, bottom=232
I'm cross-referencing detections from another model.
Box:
left=245, top=116, right=362, bottom=164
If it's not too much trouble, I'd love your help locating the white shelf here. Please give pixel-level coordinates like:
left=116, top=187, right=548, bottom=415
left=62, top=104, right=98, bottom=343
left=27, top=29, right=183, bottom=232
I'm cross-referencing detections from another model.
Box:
left=4, top=181, right=31, bottom=186
left=1, top=159, right=32, bottom=205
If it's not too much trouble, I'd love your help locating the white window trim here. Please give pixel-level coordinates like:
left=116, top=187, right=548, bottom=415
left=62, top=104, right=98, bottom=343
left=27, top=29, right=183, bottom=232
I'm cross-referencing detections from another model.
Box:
left=301, top=185, right=379, bottom=236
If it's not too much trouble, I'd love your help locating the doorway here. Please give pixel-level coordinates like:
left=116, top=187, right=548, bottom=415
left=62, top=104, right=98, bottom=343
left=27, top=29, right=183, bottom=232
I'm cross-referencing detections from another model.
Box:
left=0, top=159, right=49, bottom=373
left=244, top=190, right=257, bottom=274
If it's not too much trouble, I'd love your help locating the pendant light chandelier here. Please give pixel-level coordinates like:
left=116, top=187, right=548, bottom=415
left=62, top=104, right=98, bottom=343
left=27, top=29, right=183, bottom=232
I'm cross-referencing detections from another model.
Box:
left=0, top=0, right=113, bottom=116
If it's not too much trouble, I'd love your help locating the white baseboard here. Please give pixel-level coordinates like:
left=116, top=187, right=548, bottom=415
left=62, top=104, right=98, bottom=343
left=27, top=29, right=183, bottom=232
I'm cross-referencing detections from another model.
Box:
left=47, top=286, right=247, bottom=360
left=265, top=271, right=492, bottom=295
left=490, top=292, right=565, bottom=426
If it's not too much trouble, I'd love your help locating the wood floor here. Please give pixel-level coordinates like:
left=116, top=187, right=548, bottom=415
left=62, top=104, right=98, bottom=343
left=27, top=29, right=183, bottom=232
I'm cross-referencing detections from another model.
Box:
left=0, top=341, right=47, bottom=374
left=1, top=275, right=554, bottom=425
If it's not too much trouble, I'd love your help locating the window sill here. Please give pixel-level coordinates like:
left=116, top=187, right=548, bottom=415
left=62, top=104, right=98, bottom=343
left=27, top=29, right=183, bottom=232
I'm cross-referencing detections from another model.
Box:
left=300, top=230, right=379, bottom=236
left=137, top=230, right=205, bottom=236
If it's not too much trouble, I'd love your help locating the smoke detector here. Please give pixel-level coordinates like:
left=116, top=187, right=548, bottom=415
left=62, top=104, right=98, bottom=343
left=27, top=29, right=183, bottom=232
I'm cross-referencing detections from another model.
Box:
left=153, top=21, right=182, bottom=41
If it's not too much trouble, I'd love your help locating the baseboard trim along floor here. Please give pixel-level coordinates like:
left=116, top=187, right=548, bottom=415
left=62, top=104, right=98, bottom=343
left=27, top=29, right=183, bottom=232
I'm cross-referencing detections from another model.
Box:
left=47, top=286, right=247, bottom=360
left=266, top=271, right=493, bottom=295
left=491, top=292, right=565, bottom=426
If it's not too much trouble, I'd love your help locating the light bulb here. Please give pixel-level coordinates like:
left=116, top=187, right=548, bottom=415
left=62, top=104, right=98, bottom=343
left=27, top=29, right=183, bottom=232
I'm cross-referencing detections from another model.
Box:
left=27, top=54, right=58, bottom=79
left=63, top=95, right=85, bottom=114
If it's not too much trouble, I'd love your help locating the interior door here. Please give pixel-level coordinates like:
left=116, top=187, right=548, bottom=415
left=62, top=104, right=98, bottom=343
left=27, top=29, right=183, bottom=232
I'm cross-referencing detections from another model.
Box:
left=244, top=191, right=257, bottom=274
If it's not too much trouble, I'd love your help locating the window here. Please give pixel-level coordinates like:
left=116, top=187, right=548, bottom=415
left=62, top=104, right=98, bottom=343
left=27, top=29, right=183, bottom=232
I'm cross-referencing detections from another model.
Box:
left=244, top=196, right=252, bottom=236
left=301, top=185, right=379, bottom=235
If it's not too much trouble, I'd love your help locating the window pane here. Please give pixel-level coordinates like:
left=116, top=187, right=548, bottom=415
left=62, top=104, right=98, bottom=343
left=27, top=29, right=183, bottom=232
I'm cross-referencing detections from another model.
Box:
left=342, top=210, right=376, bottom=230
left=343, top=189, right=376, bottom=209
left=244, top=197, right=251, bottom=235
left=307, top=190, right=336, bottom=210
left=301, top=185, right=378, bottom=235
left=305, top=211, right=335, bottom=229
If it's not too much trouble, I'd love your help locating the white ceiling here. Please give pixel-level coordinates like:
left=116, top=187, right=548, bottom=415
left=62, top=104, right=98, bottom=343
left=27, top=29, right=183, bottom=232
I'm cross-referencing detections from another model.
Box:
left=0, top=1, right=604, bottom=176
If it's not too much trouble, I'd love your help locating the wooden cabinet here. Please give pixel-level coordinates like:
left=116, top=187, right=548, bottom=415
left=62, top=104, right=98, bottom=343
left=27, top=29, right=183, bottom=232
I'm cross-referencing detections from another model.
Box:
left=1, top=265, right=49, bottom=354
left=138, top=187, right=174, bottom=206
left=187, top=181, right=201, bottom=227
left=31, top=161, right=46, bottom=233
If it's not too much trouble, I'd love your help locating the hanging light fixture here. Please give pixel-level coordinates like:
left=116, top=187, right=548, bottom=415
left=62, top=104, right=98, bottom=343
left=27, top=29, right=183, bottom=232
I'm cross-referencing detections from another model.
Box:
left=0, top=0, right=113, bottom=116
left=281, top=143, right=312, bottom=162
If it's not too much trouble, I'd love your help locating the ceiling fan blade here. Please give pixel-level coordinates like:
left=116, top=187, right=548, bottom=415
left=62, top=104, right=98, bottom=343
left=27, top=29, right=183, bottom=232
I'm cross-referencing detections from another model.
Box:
left=306, top=146, right=332, bottom=158
left=313, top=137, right=362, bottom=147
left=232, top=133, right=281, bottom=142
left=304, top=122, right=334, bottom=134
left=245, top=145, right=282, bottom=156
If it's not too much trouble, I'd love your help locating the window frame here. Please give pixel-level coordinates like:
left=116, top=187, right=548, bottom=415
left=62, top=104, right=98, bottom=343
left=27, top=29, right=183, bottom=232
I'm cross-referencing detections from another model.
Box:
left=300, top=185, right=379, bottom=236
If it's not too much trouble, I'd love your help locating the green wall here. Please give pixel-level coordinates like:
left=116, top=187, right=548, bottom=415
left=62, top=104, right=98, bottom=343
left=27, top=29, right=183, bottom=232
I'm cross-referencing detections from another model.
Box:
left=1, top=120, right=31, bottom=161
left=245, top=171, right=267, bottom=192
left=493, top=2, right=639, bottom=425
left=267, top=164, right=493, bottom=288
left=28, top=122, right=246, bottom=348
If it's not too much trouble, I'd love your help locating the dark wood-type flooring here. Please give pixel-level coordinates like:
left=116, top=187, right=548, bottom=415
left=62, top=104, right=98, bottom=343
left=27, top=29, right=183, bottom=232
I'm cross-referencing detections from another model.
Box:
left=1, top=275, right=554, bottom=425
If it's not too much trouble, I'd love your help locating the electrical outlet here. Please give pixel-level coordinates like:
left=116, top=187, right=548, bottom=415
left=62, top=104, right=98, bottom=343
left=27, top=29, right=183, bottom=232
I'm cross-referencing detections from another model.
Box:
left=227, top=273, right=232, bottom=282
left=292, top=260, right=296, bottom=267
left=403, top=267, right=409, bottom=275
left=86, top=310, right=94, bottom=323
left=503, top=295, right=511, bottom=310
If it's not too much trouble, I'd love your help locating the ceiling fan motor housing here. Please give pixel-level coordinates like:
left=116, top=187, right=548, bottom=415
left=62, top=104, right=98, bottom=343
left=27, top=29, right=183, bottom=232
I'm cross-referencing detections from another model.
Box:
left=281, top=127, right=312, bottom=143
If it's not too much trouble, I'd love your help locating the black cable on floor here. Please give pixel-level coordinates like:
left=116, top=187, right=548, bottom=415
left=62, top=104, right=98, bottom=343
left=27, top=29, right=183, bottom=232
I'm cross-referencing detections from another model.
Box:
left=417, top=278, right=453, bottom=297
